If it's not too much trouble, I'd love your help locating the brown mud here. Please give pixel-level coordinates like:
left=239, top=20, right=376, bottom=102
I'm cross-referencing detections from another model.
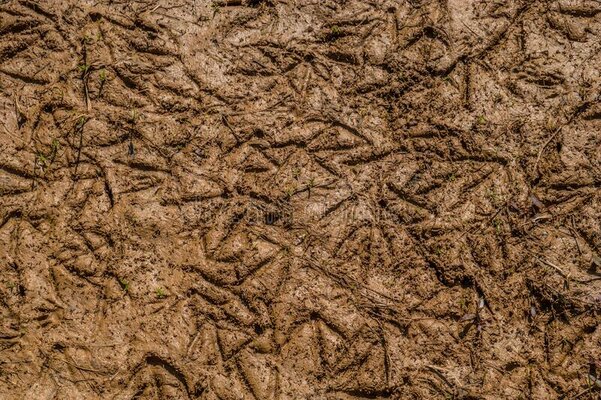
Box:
left=1, top=0, right=601, bottom=399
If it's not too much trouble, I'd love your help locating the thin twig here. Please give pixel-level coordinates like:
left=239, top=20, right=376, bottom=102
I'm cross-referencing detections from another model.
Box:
left=570, top=215, right=582, bottom=256
left=81, top=41, right=92, bottom=112
left=73, top=116, right=90, bottom=176
left=56, top=358, right=106, bottom=374
left=534, top=125, right=562, bottom=172
left=221, top=114, right=240, bottom=143
left=536, top=257, right=568, bottom=279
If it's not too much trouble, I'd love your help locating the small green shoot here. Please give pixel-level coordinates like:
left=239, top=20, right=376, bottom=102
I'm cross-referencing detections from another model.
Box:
left=458, top=297, right=467, bottom=311
left=211, top=2, right=220, bottom=15
left=37, top=153, right=47, bottom=167
left=35, top=139, right=61, bottom=172
left=76, top=116, right=87, bottom=129
left=99, top=69, right=107, bottom=82
left=78, top=64, right=90, bottom=75
left=155, top=287, right=166, bottom=299
left=326, top=25, right=342, bottom=41
left=493, top=218, right=502, bottom=234
left=118, top=278, right=129, bottom=292
left=292, top=167, right=301, bottom=179
left=130, top=109, right=139, bottom=123
left=487, top=189, right=501, bottom=205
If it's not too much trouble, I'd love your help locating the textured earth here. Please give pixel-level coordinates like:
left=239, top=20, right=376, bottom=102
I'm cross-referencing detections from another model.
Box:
left=1, top=0, right=601, bottom=399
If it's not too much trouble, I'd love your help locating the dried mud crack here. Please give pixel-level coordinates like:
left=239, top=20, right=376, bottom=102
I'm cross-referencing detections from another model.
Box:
left=1, top=0, right=600, bottom=399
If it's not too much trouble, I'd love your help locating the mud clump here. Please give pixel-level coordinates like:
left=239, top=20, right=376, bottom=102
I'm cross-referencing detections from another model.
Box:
left=1, top=0, right=600, bottom=399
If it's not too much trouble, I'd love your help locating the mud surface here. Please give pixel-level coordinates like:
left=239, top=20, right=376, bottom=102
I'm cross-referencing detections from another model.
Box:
left=1, top=0, right=601, bottom=398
